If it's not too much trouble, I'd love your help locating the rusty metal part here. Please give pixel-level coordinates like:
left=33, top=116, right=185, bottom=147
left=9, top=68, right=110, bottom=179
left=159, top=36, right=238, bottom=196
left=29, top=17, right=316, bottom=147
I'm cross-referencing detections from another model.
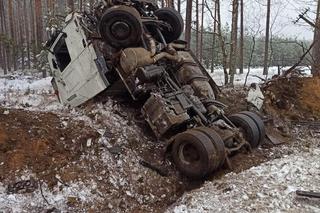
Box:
left=142, top=93, right=190, bottom=138
left=171, top=129, right=219, bottom=179
left=120, top=48, right=154, bottom=76
left=119, top=47, right=182, bottom=76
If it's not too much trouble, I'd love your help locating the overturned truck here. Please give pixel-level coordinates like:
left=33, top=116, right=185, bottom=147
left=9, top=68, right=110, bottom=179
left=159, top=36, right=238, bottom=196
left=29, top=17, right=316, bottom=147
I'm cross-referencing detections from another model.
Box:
left=46, top=0, right=265, bottom=179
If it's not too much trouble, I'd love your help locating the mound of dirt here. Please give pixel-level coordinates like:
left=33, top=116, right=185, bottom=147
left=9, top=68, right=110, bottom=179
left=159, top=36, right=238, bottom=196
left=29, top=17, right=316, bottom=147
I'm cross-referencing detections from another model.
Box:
left=263, top=77, right=320, bottom=120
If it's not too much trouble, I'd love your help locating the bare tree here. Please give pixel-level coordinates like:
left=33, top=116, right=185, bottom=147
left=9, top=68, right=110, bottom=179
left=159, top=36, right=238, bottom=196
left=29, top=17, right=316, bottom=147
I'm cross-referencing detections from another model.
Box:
left=229, top=0, right=239, bottom=85
left=185, top=0, right=192, bottom=48
left=239, top=0, right=244, bottom=74
left=199, top=0, right=205, bottom=61
left=210, top=0, right=217, bottom=73
left=312, top=0, right=320, bottom=76
left=263, top=0, right=271, bottom=75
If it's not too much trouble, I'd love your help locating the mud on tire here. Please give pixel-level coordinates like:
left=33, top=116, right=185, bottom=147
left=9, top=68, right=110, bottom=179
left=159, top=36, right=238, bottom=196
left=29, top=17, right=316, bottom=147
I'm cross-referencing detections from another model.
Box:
left=228, top=113, right=260, bottom=148
left=239, top=111, right=266, bottom=145
left=172, top=129, right=222, bottom=179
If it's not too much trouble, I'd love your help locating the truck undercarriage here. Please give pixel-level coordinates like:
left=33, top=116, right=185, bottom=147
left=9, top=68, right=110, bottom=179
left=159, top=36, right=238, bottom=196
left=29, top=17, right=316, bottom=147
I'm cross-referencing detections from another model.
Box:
left=46, top=0, right=265, bottom=179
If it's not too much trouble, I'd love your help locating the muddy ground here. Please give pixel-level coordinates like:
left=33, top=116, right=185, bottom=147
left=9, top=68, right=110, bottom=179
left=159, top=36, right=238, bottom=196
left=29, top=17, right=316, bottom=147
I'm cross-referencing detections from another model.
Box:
left=0, top=75, right=319, bottom=212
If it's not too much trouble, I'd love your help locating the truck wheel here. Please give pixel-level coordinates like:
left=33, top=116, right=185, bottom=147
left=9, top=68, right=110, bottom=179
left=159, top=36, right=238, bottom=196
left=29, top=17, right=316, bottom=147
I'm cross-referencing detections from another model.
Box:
left=172, top=129, right=219, bottom=179
left=154, top=7, right=184, bottom=43
left=228, top=114, right=260, bottom=148
left=99, top=6, right=142, bottom=48
left=239, top=111, right=266, bottom=145
left=194, top=127, right=226, bottom=169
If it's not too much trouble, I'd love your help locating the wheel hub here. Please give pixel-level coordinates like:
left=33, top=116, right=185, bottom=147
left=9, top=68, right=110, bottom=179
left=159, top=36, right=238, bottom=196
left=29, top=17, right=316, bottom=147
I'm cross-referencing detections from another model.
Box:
left=111, top=21, right=131, bottom=40
left=179, top=143, right=200, bottom=164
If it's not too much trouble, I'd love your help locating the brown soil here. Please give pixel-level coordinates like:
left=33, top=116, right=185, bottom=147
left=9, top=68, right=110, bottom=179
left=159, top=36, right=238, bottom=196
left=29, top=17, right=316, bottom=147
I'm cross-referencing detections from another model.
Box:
left=0, top=108, right=99, bottom=188
left=263, top=76, right=320, bottom=120
left=0, top=106, right=276, bottom=212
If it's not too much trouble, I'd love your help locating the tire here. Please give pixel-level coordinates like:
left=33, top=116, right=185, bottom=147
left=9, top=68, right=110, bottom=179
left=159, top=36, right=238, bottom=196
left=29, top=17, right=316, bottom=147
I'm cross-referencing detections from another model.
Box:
left=228, top=114, right=260, bottom=148
left=154, top=7, right=184, bottom=43
left=194, top=127, right=226, bottom=169
left=99, top=6, right=142, bottom=48
left=172, top=129, right=217, bottom=179
left=239, top=111, right=266, bottom=145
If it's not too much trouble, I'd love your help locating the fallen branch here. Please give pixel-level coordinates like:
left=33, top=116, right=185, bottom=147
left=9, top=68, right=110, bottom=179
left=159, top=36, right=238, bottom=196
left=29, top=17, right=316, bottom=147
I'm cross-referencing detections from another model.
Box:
left=38, top=180, right=50, bottom=205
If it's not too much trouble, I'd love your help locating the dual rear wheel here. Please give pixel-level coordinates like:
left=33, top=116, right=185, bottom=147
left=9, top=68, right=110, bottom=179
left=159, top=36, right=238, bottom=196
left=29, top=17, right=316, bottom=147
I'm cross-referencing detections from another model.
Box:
left=171, top=127, right=225, bottom=179
left=172, top=111, right=265, bottom=179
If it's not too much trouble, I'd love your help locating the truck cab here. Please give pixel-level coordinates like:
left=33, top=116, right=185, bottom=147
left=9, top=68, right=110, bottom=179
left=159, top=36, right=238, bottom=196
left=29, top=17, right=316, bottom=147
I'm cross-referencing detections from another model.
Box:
left=48, top=13, right=110, bottom=107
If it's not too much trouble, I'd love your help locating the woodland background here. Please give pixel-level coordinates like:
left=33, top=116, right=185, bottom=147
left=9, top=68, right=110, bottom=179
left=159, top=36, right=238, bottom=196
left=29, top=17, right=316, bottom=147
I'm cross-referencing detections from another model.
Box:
left=0, top=0, right=319, bottom=85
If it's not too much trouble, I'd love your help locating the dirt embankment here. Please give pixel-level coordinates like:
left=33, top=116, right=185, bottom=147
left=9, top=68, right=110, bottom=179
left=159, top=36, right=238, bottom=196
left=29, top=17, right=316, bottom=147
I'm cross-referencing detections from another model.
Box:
left=264, top=77, right=320, bottom=120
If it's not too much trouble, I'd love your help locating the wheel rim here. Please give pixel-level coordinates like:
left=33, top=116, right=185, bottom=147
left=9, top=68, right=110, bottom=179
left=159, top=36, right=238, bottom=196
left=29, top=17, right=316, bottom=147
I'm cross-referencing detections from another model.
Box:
left=111, top=21, right=131, bottom=40
left=179, top=142, right=201, bottom=165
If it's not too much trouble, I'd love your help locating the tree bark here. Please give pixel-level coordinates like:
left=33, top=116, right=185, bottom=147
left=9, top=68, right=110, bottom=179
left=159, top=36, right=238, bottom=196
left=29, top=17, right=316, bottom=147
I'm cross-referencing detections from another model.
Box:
left=8, top=0, right=17, bottom=71
left=216, top=0, right=228, bottom=84
left=312, top=0, right=320, bottom=76
left=195, top=0, right=199, bottom=58
left=185, top=0, right=192, bottom=48
left=229, top=0, right=239, bottom=85
left=239, top=0, right=244, bottom=74
left=199, top=0, right=205, bottom=61
left=263, top=0, right=271, bottom=75
left=67, top=0, right=74, bottom=12
left=35, top=0, right=43, bottom=49
left=210, top=0, right=217, bottom=73
left=25, top=0, right=31, bottom=69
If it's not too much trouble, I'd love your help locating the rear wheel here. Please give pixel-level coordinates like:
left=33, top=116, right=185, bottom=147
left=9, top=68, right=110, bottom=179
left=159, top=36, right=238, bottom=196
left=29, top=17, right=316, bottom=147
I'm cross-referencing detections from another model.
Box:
left=228, top=113, right=260, bottom=148
left=194, top=127, right=226, bottom=168
left=99, top=6, right=142, bottom=48
left=172, top=129, right=220, bottom=179
left=239, top=111, right=266, bottom=145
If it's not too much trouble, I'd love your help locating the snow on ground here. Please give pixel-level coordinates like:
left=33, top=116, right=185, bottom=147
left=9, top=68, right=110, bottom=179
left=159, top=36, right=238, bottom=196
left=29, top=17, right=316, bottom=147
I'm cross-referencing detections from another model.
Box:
left=0, top=172, right=100, bottom=212
left=169, top=147, right=320, bottom=213
left=0, top=74, right=63, bottom=111
left=0, top=71, right=318, bottom=212
left=211, top=66, right=311, bottom=86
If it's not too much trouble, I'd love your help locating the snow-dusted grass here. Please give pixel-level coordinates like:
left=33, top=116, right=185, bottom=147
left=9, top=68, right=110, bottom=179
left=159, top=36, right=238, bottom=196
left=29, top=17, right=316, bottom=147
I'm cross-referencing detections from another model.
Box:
left=210, top=66, right=311, bottom=86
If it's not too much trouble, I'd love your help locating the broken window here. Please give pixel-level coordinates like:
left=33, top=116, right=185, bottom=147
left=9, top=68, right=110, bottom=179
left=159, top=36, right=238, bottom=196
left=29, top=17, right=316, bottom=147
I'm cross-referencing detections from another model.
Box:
left=53, top=35, right=71, bottom=72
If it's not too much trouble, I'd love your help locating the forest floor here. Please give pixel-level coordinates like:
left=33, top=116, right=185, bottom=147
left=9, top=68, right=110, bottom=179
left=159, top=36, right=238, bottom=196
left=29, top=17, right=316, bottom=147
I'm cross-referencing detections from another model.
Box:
left=0, top=73, right=319, bottom=212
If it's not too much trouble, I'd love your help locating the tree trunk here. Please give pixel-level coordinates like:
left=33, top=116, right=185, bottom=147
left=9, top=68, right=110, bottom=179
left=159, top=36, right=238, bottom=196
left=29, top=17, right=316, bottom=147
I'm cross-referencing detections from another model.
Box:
left=177, top=0, right=181, bottom=13
left=18, top=1, right=25, bottom=71
left=195, top=0, right=199, bottom=58
left=185, top=0, right=192, bottom=48
left=199, top=0, right=205, bottom=61
left=229, top=0, right=239, bottom=85
left=263, top=0, right=271, bottom=75
left=35, top=0, right=43, bottom=49
left=8, top=0, right=17, bottom=71
left=0, top=0, right=7, bottom=74
left=67, top=0, right=74, bottom=12
left=25, top=0, right=31, bottom=69
left=216, top=0, right=228, bottom=84
left=239, top=0, right=244, bottom=74
left=312, top=0, right=320, bottom=76
left=210, top=0, right=217, bottom=73
left=79, top=0, right=83, bottom=11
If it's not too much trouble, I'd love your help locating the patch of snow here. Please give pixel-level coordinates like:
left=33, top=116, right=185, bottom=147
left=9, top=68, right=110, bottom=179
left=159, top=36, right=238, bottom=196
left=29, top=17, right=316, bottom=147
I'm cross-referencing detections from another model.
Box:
left=210, top=66, right=311, bottom=86
left=168, top=148, right=320, bottom=212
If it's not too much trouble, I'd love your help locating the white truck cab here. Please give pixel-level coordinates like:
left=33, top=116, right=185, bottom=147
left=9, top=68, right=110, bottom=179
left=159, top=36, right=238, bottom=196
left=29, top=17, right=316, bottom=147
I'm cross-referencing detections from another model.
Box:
left=48, top=13, right=110, bottom=107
